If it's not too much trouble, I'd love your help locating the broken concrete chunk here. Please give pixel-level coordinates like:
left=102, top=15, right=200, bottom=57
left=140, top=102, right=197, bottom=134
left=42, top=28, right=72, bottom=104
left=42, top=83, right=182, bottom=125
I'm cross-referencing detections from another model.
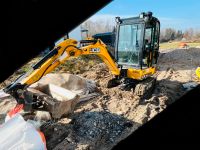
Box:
left=43, top=84, right=78, bottom=101
left=30, top=73, right=97, bottom=95
left=30, top=73, right=100, bottom=103
left=40, top=84, right=80, bottom=118
left=26, top=73, right=100, bottom=118
left=27, top=86, right=79, bottom=119
left=35, top=111, right=52, bottom=121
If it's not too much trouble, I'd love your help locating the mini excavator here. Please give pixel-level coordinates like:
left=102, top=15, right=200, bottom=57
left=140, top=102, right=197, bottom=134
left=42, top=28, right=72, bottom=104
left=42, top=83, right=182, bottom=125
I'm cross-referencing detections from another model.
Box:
left=1, top=12, right=160, bottom=111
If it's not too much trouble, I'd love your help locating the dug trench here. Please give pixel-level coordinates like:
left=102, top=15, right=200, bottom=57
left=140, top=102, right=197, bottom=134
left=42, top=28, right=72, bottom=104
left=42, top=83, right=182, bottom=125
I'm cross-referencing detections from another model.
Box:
left=0, top=47, right=200, bottom=149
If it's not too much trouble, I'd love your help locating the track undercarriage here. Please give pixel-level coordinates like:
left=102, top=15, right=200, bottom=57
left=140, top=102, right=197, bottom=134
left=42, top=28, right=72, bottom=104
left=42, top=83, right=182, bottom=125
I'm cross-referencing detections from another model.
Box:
left=107, top=77, right=156, bottom=99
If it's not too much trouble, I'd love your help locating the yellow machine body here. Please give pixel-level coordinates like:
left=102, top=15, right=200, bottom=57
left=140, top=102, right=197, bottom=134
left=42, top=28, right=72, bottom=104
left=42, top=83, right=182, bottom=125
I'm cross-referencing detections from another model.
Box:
left=3, top=12, right=160, bottom=109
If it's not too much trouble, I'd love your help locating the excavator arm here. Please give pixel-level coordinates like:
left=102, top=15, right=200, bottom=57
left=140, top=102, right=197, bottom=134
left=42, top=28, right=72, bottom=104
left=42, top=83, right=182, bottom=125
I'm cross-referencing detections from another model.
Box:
left=21, top=38, right=120, bottom=86
left=3, top=38, right=120, bottom=105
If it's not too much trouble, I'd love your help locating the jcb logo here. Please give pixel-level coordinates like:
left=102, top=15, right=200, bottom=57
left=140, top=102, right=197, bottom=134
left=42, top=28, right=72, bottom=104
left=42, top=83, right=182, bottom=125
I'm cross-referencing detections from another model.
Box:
left=90, top=48, right=100, bottom=53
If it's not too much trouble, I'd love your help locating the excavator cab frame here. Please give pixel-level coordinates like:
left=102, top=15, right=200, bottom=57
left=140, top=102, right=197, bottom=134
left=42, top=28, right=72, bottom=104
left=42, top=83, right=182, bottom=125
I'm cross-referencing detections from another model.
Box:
left=115, top=12, right=160, bottom=76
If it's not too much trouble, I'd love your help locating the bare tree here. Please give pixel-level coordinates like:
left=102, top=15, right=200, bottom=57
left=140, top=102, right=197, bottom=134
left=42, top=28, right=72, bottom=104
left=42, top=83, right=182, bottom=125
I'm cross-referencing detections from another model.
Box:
left=165, top=28, right=176, bottom=41
left=81, top=18, right=115, bottom=36
left=176, top=30, right=183, bottom=40
left=83, top=19, right=200, bottom=42
left=184, top=28, right=194, bottom=40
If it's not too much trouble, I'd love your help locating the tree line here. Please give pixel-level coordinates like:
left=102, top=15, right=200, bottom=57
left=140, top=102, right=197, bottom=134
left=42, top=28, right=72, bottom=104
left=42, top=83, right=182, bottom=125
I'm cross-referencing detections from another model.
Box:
left=82, top=19, right=200, bottom=43
left=160, top=28, right=200, bottom=42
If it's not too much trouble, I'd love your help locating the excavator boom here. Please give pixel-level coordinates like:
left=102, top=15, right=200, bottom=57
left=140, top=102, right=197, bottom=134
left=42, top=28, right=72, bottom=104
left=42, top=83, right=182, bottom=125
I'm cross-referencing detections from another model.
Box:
left=2, top=38, right=120, bottom=106
left=21, top=39, right=120, bottom=86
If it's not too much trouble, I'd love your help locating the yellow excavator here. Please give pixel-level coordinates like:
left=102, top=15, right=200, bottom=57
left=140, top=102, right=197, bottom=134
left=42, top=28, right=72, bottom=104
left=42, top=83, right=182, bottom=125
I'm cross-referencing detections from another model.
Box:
left=1, top=12, right=160, bottom=111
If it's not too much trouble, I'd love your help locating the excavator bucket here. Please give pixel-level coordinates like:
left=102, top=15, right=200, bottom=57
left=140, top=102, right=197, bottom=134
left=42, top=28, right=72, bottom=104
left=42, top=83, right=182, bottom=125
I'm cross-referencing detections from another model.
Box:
left=23, top=73, right=100, bottom=118
left=0, top=73, right=100, bottom=119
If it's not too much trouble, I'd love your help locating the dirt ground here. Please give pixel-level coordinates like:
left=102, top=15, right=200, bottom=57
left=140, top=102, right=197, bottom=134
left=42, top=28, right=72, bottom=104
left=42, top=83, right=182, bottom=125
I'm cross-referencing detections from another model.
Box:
left=0, top=47, right=200, bottom=150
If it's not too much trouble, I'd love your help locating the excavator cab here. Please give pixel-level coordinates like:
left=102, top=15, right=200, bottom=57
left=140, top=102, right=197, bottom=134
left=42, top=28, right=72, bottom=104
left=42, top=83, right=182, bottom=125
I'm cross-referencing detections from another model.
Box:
left=107, top=12, right=160, bottom=95
left=115, top=12, right=160, bottom=72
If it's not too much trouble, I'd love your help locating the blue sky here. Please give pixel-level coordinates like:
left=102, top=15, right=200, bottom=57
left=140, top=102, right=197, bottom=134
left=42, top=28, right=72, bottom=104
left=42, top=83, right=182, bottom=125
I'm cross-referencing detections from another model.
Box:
left=87, top=0, right=200, bottom=30
left=66, top=0, right=200, bottom=41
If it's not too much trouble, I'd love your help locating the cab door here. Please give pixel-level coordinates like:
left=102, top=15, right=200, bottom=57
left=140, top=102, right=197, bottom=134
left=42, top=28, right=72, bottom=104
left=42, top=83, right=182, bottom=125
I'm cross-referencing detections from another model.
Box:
left=142, top=21, right=160, bottom=68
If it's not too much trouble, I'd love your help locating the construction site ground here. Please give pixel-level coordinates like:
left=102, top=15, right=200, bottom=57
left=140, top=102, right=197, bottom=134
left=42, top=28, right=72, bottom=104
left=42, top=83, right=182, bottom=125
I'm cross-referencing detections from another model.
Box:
left=0, top=46, right=200, bottom=150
